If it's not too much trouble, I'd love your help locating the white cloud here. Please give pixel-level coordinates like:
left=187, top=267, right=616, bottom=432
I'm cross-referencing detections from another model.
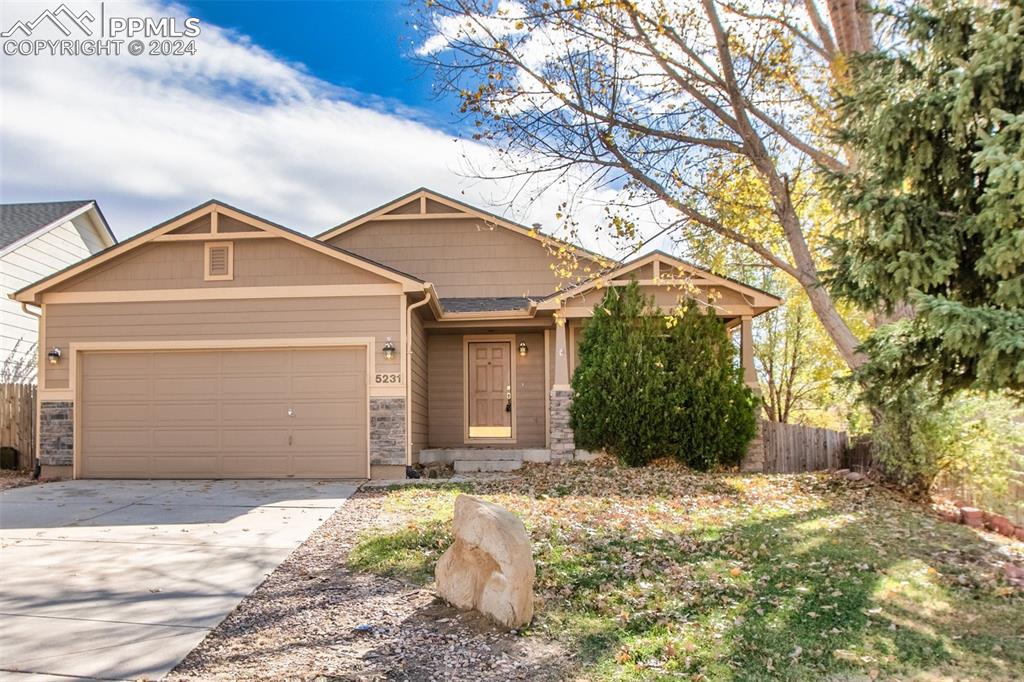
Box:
left=415, top=0, right=526, bottom=56
left=0, top=0, right=669, bottom=259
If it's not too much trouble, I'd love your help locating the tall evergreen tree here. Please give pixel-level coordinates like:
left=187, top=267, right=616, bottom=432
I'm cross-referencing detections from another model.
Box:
left=829, top=0, right=1024, bottom=401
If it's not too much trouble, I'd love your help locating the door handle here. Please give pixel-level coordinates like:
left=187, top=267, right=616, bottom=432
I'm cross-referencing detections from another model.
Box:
left=505, top=385, right=512, bottom=412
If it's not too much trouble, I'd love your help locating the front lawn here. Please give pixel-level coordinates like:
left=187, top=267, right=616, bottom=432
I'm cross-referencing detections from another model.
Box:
left=350, top=461, right=1024, bottom=680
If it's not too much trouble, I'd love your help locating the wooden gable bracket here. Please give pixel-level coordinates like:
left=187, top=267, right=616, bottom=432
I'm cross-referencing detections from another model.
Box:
left=536, top=251, right=783, bottom=315
left=154, top=206, right=277, bottom=241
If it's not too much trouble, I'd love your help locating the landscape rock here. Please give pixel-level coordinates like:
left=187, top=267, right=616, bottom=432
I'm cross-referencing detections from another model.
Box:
left=435, top=494, right=535, bottom=628
left=939, top=509, right=961, bottom=524
left=420, top=462, right=447, bottom=479
left=960, top=507, right=984, bottom=528
left=987, top=514, right=1015, bottom=537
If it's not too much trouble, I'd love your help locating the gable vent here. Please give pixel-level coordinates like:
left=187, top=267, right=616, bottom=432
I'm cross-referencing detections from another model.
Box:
left=204, top=241, right=233, bottom=281
left=209, top=247, right=228, bottom=274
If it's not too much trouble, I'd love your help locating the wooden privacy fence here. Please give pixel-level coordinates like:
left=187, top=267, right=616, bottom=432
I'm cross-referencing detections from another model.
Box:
left=761, top=421, right=848, bottom=473
left=844, top=436, right=874, bottom=473
left=1, top=383, right=36, bottom=469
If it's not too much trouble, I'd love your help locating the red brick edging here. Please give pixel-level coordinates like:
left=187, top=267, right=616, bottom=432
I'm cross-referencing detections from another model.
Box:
left=945, top=503, right=1022, bottom=540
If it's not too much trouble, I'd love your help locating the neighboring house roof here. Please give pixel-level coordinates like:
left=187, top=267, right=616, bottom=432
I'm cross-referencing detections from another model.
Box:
left=12, top=199, right=428, bottom=305
left=0, top=200, right=115, bottom=256
left=317, top=187, right=610, bottom=265
left=439, top=297, right=534, bottom=313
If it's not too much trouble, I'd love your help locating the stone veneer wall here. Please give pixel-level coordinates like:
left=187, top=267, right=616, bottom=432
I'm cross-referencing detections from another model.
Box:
left=39, top=401, right=74, bottom=466
left=370, top=397, right=406, bottom=466
left=548, top=389, right=575, bottom=463
left=740, top=420, right=765, bottom=473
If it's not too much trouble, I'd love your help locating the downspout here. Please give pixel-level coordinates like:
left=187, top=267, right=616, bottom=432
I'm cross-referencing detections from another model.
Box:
left=405, top=288, right=433, bottom=470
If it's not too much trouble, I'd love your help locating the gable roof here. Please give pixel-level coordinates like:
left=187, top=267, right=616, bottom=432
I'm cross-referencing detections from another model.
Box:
left=0, top=200, right=115, bottom=255
left=537, top=250, right=783, bottom=314
left=12, top=199, right=426, bottom=305
left=317, top=187, right=610, bottom=265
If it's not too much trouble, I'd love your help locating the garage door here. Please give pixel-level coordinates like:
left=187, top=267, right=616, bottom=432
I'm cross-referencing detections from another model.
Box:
left=79, top=347, right=367, bottom=478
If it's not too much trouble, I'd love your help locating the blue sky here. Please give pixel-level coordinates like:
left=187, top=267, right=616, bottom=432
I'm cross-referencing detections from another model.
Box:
left=0, top=0, right=639, bottom=255
left=185, top=1, right=460, bottom=126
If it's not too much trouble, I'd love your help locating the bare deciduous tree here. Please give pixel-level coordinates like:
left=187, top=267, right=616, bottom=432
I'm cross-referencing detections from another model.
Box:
left=415, top=0, right=874, bottom=370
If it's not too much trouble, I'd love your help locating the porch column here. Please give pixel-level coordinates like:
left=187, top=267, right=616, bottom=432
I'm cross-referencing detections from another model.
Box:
left=548, top=315, right=575, bottom=463
left=739, top=315, right=765, bottom=472
left=553, top=316, right=570, bottom=389
left=740, top=315, right=758, bottom=390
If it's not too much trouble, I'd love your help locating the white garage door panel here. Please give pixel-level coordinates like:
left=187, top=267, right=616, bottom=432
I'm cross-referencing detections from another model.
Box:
left=79, top=347, right=367, bottom=478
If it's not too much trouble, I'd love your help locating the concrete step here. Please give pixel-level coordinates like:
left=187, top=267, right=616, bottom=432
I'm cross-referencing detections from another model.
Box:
left=420, top=448, right=550, bottom=464
left=453, top=459, right=523, bottom=473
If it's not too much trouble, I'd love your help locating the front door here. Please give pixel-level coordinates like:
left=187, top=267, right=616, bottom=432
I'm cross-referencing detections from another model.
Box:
left=468, top=341, right=512, bottom=439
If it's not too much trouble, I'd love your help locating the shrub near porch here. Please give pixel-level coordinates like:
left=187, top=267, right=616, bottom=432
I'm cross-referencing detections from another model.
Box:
left=350, top=462, right=1024, bottom=680
left=570, top=282, right=757, bottom=470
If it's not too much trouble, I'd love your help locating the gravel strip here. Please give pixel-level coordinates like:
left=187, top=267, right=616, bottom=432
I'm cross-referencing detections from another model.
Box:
left=170, top=491, right=569, bottom=682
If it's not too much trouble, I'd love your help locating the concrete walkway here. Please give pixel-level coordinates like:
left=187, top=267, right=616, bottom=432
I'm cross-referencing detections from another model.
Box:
left=0, top=479, right=357, bottom=681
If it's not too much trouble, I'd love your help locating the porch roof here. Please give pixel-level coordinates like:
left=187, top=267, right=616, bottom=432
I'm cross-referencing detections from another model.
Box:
left=439, top=297, right=534, bottom=314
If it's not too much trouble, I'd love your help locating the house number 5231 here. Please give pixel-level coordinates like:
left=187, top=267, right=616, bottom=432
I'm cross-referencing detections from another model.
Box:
left=374, top=373, right=401, bottom=384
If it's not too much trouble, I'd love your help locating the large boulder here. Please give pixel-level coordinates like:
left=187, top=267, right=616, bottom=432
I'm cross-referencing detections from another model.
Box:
left=435, top=494, right=535, bottom=627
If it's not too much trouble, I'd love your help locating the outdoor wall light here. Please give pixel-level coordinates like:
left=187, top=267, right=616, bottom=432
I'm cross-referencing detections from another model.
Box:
left=47, top=347, right=62, bottom=365
left=382, top=337, right=396, bottom=361
left=518, top=341, right=529, bottom=357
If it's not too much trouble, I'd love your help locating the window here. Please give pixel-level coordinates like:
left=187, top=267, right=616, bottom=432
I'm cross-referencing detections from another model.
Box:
left=204, top=241, right=233, bottom=281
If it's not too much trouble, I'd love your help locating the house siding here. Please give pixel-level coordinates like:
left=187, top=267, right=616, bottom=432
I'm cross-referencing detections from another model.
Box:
left=52, top=237, right=391, bottom=292
left=409, top=308, right=429, bottom=462
left=42, top=296, right=402, bottom=390
left=427, top=334, right=462, bottom=446
left=1, top=214, right=108, bottom=381
left=327, top=216, right=600, bottom=299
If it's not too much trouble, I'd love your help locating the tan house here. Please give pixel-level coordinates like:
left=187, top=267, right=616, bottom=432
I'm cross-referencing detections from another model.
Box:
left=11, top=189, right=781, bottom=479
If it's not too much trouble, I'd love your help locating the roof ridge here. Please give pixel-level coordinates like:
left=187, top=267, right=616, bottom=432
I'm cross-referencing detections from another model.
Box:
left=0, top=199, right=93, bottom=206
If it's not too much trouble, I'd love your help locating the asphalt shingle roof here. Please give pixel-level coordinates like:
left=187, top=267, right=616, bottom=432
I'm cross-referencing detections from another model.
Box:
left=440, top=297, right=535, bottom=313
left=0, top=200, right=93, bottom=250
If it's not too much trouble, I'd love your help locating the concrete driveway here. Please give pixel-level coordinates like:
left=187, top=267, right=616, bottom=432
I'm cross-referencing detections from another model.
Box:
left=0, top=479, right=358, bottom=681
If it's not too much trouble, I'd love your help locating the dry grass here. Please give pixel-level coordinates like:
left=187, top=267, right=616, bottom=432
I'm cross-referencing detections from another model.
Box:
left=0, top=469, right=36, bottom=491
left=351, top=460, right=1024, bottom=680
